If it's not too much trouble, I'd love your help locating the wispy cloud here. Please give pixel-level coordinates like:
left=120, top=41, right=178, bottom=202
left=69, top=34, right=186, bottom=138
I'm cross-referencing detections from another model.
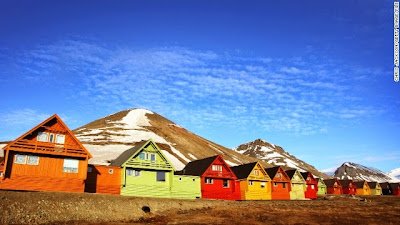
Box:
left=0, top=109, right=50, bottom=127
left=8, top=39, right=387, bottom=136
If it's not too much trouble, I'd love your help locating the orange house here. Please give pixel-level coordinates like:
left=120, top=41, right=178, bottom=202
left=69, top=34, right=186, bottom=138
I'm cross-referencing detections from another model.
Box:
left=0, top=114, right=91, bottom=193
left=264, top=166, right=291, bottom=200
left=85, top=164, right=121, bottom=195
left=324, top=179, right=343, bottom=195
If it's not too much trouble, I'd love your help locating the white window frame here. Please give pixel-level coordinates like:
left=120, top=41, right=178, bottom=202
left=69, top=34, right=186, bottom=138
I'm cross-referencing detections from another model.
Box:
left=211, top=165, right=222, bottom=171
left=63, top=158, right=79, bottom=173
left=55, top=134, right=65, bottom=144
left=135, top=170, right=141, bottom=177
left=274, top=182, right=278, bottom=187
left=150, top=153, right=156, bottom=161
left=249, top=180, right=254, bottom=186
left=205, top=178, right=213, bottom=184
left=14, top=154, right=27, bottom=164
left=37, top=132, right=49, bottom=142
left=277, top=173, right=282, bottom=178
left=27, top=155, right=39, bottom=165
left=261, top=182, right=266, bottom=188
left=127, top=168, right=134, bottom=176
left=311, top=185, right=315, bottom=189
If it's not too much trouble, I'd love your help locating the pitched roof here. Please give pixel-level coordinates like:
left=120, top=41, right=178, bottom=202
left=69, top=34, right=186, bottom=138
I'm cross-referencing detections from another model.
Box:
left=3, top=114, right=91, bottom=158
left=285, top=169, right=297, bottom=179
left=353, top=181, right=367, bottom=189
left=367, top=182, right=378, bottom=188
left=110, top=140, right=148, bottom=167
left=176, top=155, right=218, bottom=176
left=324, top=179, right=340, bottom=188
left=379, top=182, right=391, bottom=190
left=264, top=166, right=281, bottom=179
left=339, top=180, right=354, bottom=188
left=300, top=172, right=311, bottom=180
left=230, top=162, right=258, bottom=179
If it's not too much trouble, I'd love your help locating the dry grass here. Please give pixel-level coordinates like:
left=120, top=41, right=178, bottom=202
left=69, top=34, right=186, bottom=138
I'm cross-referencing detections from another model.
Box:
left=0, top=191, right=399, bottom=224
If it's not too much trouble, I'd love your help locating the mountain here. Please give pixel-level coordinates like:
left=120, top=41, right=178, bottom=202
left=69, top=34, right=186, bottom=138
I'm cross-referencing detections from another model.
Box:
left=73, top=108, right=261, bottom=170
left=232, top=139, right=330, bottom=179
left=387, top=168, right=400, bottom=180
left=333, top=162, right=399, bottom=182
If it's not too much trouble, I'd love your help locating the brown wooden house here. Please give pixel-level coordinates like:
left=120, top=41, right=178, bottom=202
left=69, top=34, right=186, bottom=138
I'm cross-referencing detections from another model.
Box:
left=0, top=114, right=91, bottom=192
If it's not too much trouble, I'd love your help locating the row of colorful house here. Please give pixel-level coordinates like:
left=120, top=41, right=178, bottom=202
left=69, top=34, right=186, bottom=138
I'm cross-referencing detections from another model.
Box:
left=1, top=115, right=400, bottom=200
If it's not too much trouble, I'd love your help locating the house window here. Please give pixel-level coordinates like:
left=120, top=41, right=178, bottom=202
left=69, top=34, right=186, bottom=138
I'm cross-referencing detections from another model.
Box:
left=223, top=180, right=229, bottom=188
left=88, top=167, right=92, bottom=173
left=127, top=168, right=134, bottom=176
left=27, top=156, right=39, bottom=165
left=37, top=132, right=49, bottom=142
left=252, top=170, right=260, bottom=175
left=249, top=181, right=254, bottom=186
left=14, top=154, right=27, bottom=164
left=150, top=153, right=156, bottom=161
left=311, top=185, right=315, bottom=189
left=49, top=133, right=55, bottom=143
left=157, top=171, right=165, bottom=182
left=135, top=170, right=141, bottom=176
left=63, top=159, right=79, bottom=173
left=109, top=169, right=114, bottom=174
left=211, top=165, right=222, bottom=171
left=292, top=183, right=295, bottom=187
left=205, top=178, right=213, bottom=184
left=0, top=171, right=3, bottom=177
left=276, top=173, right=282, bottom=178
left=274, top=182, right=278, bottom=187
left=139, top=152, right=145, bottom=160
left=145, top=153, right=149, bottom=160
left=55, top=134, right=65, bottom=144
left=261, top=182, right=266, bottom=188
left=283, top=183, right=287, bottom=188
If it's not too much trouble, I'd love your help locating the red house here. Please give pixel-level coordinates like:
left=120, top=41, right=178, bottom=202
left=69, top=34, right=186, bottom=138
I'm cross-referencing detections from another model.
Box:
left=300, top=172, right=318, bottom=199
left=324, top=179, right=343, bottom=195
left=264, top=166, right=291, bottom=200
left=390, top=183, right=400, bottom=196
left=0, top=114, right=91, bottom=193
left=339, top=180, right=357, bottom=195
left=176, top=155, right=241, bottom=200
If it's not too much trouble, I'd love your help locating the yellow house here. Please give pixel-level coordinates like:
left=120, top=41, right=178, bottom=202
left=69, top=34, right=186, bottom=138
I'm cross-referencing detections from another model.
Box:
left=368, top=182, right=382, bottom=195
left=231, top=162, right=271, bottom=200
left=354, top=181, right=371, bottom=195
left=286, top=169, right=307, bottom=200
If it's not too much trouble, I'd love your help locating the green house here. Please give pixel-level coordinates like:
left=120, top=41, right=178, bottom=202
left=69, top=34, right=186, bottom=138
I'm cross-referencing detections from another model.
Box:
left=316, top=178, right=327, bottom=196
left=110, top=139, right=201, bottom=199
left=286, top=169, right=307, bottom=200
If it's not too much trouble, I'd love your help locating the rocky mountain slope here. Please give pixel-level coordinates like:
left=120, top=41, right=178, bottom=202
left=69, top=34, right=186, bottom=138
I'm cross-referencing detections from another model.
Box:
left=333, top=162, right=399, bottom=182
left=73, top=108, right=260, bottom=170
left=233, top=139, right=330, bottom=179
left=388, top=168, right=400, bottom=180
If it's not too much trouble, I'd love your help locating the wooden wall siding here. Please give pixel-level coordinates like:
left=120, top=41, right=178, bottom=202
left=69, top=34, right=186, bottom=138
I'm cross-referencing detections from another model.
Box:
left=288, top=171, right=306, bottom=200
left=239, top=180, right=271, bottom=200
left=270, top=182, right=291, bottom=200
left=370, top=185, right=382, bottom=195
left=327, top=186, right=342, bottom=195
left=317, top=180, right=327, bottom=196
left=4, top=151, right=87, bottom=179
left=121, top=169, right=173, bottom=198
left=124, top=145, right=173, bottom=170
left=6, top=117, right=89, bottom=158
left=171, top=175, right=201, bottom=199
left=85, top=165, right=121, bottom=195
left=201, top=178, right=241, bottom=200
left=0, top=175, right=85, bottom=192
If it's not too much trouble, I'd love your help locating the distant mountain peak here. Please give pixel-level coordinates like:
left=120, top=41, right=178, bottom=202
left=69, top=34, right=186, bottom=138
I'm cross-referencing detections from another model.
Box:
left=334, top=161, right=397, bottom=182
left=233, top=139, right=330, bottom=179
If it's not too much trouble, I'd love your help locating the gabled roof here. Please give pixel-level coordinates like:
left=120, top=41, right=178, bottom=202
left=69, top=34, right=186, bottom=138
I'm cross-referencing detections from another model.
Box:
left=316, top=178, right=326, bottom=186
left=176, top=155, right=219, bottom=176
left=264, top=166, right=281, bottom=179
left=339, top=180, right=355, bottom=188
left=379, top=182, right=391, bottom=190
left=3, top=114, right=91, bottom=158
left=285, top=169, right=297, bottom=179
left=324, top=179, right=341, bottom=188
left=230, top=162, right=258, bottom=179
left=353, top=181, right=367, bottom=189
left=300, top=172, right=310, bottom=180
left=110, top=140, right=148, bottom=167
left=110, top=139, right=172, bottom=169
left=367, top=182, right=379, bottom=189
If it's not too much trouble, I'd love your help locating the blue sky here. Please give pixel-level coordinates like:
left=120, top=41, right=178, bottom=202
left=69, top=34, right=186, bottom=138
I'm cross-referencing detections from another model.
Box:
left=0, top=0, right=399, bottom=172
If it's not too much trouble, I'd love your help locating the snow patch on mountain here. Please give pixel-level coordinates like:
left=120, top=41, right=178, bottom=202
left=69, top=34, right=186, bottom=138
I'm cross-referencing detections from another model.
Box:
left=387, top=168, right=400, bottom=180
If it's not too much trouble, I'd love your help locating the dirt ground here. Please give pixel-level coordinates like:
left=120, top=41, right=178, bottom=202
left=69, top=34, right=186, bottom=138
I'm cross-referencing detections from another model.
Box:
left=0, top=191, right=399, bottom=225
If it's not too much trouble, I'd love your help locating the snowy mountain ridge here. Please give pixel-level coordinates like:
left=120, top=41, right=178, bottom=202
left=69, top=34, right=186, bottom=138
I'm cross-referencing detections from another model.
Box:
left=233, top=138, right=330, bottom=179
left=334, top=162, right=399, bottom=183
